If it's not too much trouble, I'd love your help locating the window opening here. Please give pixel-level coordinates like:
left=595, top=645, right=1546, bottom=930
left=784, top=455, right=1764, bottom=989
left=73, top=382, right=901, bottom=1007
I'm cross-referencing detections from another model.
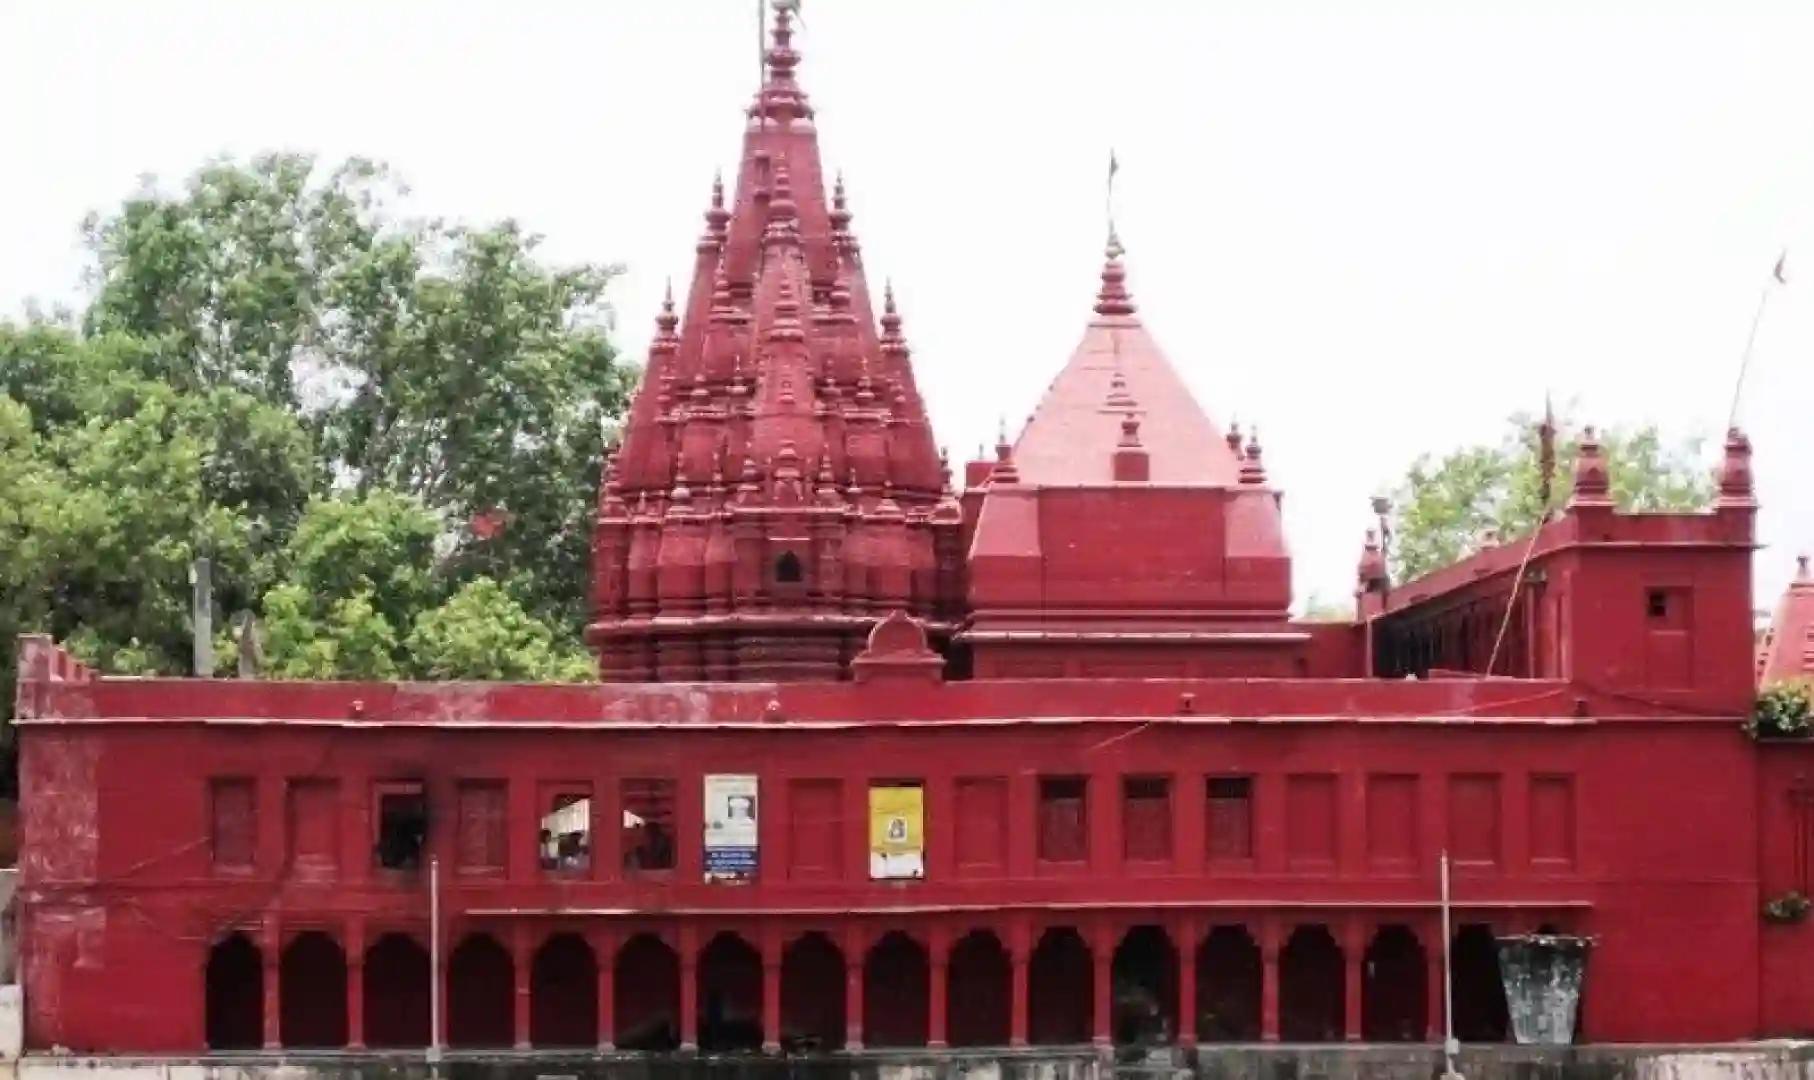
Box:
left=211, top=778, right=257, bottom=870
left=540, top=790, right=592, bottom=872
left=775, top=551, right=803, bottom=584
left=1038, top=776, right=1089, bottom=863
left=1207, top=776, right=1254, bottom=861
left=622, top=778, right=677, bottom=873
left=1122, top=776, right=1172, bottom=863
left=375, top=782, right=428, bottom=870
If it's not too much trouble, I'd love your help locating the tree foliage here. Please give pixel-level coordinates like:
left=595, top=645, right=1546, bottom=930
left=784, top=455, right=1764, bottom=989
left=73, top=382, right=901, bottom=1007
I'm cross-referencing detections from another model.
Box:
left=0, top=153, right=633, bottom=752
left=1387, top=411, right=1713, bottom=583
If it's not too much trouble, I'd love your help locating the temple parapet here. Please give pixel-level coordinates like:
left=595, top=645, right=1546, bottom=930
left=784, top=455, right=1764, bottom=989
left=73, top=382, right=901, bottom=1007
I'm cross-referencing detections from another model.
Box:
left=1361, top=428, right=1757, bottom=713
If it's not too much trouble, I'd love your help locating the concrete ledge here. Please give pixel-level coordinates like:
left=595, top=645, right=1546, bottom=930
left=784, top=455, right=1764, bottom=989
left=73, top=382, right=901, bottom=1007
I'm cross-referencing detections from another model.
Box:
left=8, top=1044, right=1813, bottom=1080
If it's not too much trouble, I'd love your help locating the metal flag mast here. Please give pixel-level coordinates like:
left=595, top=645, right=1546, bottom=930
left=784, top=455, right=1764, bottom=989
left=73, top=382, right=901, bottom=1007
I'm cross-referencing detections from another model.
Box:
left=1727, top=249, right=1787, bottom=430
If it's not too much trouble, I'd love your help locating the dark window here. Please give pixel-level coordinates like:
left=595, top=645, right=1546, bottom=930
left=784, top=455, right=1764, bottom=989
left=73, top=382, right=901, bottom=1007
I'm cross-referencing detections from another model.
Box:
left=375, top=782, right=428, bottom=870
left=1207, top=776, right=1254, bottom=861
left=775, top=551, right=803, bottom=584
left=539, top=788, right=592, bottom=873
left=623, top=778, right=677, bottom=873
left=211, top=778, right=257, bottom=870
left=1122, top=776, right=1171, bottom=862
left=1037, top=777, right=1088, bottom=863
left=1646, top=589, right=1669, bottom=619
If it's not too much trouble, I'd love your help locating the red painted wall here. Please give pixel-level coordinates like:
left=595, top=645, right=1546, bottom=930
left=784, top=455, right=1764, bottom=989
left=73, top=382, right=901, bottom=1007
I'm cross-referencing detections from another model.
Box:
left=13, top=668, right=1789, bottom=1050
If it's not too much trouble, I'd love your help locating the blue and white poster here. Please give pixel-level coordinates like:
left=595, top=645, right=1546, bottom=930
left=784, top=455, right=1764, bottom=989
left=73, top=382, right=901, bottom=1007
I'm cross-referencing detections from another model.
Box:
left=703, top=774, right=758, bottom=882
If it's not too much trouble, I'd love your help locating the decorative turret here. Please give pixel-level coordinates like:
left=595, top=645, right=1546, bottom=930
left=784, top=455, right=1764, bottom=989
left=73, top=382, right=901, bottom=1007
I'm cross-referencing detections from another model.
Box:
left=1357, top=528, right=1389, bottom=595
left=588, top=1, right=959, bottom=682
left=1717, top=426, right=1756, bottom=507
left=1568, top=426, right=1613, bottom=507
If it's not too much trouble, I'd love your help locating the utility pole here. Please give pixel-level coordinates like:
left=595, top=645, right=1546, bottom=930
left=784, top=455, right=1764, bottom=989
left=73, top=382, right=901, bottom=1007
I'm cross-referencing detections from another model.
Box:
left=1441, top=850, right=1463, bottom=1080
left=190, top=556, right=213, bottom=677
left=428, top=856, right=442, bottom=1070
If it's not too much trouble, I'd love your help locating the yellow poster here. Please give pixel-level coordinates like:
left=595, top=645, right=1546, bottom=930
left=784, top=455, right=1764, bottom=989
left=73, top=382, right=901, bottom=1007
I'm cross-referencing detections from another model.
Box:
left=868, top=784, right=925, bottom=879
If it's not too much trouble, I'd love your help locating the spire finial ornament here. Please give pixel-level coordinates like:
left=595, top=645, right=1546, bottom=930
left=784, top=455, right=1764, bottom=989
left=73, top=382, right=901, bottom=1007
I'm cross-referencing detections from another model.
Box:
left=1094, top=227, right=1137, bottom=317
left=1239, top=429, right=1267, bottom=485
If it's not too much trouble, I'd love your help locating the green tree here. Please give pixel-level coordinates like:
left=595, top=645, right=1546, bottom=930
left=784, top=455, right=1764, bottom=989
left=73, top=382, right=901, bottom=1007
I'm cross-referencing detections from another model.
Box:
left=405, top=577, right=595, bottom=682
left=3, top=149, right=621, bottom=734
left=1387, top=412, right=1713, bottom=583
left=79, top=154, right=633, bottom=632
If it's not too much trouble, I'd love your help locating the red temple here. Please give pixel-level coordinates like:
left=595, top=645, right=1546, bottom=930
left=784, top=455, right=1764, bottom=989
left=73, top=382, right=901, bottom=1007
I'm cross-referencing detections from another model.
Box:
left=14, top=4, right=1814, bottom=1060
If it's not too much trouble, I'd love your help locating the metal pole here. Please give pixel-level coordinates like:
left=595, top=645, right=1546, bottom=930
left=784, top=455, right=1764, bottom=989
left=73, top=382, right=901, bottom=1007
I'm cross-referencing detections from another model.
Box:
left=1442, top=849, right=1461, bottom=1079
left=1727, top=282, right=1773, bottom=431
left=429, top=856, right=442, bottom=1067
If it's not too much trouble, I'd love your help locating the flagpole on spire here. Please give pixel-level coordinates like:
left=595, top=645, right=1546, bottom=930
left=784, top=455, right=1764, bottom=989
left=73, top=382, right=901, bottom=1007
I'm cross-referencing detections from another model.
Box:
left=1727, top=248, right=1787, bottom=430
left=1106, top=149, right=1122, bottom=256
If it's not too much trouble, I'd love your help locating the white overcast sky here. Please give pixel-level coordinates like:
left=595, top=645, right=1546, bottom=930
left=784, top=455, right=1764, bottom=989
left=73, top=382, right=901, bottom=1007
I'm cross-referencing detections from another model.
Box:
left=3, top=0, right=1812, bottom=613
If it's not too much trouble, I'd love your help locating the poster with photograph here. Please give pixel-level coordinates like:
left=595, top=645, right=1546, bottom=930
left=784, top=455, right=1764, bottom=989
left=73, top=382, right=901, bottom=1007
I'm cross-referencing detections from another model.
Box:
left=869, top=783, right=925, bottom=879
left=703, top=773, right=759, bottom=882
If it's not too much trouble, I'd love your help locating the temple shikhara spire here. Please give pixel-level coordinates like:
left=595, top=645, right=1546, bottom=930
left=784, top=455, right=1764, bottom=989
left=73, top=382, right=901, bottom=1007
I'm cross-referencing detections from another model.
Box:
left=588, top=1, right=961, bottom=681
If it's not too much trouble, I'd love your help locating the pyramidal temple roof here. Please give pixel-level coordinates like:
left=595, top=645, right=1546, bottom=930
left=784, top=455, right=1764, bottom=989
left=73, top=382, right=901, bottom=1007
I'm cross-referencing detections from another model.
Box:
left=1759, top=554, right=1814, bottom=685
left=1009, top=236, right=1243, bottom=487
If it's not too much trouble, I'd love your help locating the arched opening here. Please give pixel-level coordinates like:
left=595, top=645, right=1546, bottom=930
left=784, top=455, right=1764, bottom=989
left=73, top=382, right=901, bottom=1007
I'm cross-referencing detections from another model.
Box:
left=364, top=933, right=430, bottom=1048
left=447, top=933, right=514, bottom=1048
left=615, top=933, right=679, bottom=1051
left=1028, top=927, right=1091, bottom=1045
left=781, top=932, right=844, bottom=1052
left=1363, top=925, right=1427, bottom=1042
left=698, top=932, right=763, bottom=1052
left=1112, top=925, right=1178, bottom=1047
left=205, top=932, right=263, bottom=1050
left=1196, top=925, right=1260, bottom=1042
left=1279, top=925, right=1343, bottom=1042
left=947, top=929, right=1010, bottom=1047
left=864, top=931, right=929, bottom=1048
left=1452, top=923, right=1510, bottom=1042
left=280, top=931, right=347, bottom=1048
left=774, top=551, right=803, bottom=584
left=531, top=933, right=597, bottom=1048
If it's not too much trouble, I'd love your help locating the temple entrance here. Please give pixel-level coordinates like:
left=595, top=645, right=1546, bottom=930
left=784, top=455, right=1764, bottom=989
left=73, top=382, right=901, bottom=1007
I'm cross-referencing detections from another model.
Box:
left=1196, top=925, right=1261, bottom=1041
left=1452, top=924, right=1510, bottom=1042
left=1112, top=925, right=1178, bottom=1046
left=946, top=929, right=1010, bottom=1046
left=698, top=932, right=762, bottom=1052
left=864, top=931, right=929, bottom=1047
left=364, top=934, right=430, bottom=1048
left=615, top=934, right=679, bottom=1051
left=780, top=932, right=844, bottom=1052
left=204, top=933, right=262, bottom=1050
left=1279, top=925, right=1343, bottom=1041
left=1028, top=927, right=1091, bottom=1045
left=447, top=934, right=513, bottom=1047
left=530, top=933, right=597, bottom=1048
left=1362, top=925, right=1427, bottom=1041
left=279, top=931, right=346, bottom=1047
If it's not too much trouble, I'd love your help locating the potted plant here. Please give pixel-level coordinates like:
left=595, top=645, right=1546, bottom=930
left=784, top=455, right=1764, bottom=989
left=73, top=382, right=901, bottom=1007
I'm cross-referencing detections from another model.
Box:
left=1748, top=681, right=1813, bottom=740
